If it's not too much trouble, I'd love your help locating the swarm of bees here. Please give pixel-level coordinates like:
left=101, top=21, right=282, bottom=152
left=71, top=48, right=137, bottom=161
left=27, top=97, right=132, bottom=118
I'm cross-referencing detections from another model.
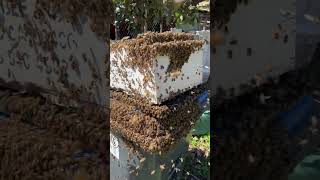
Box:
left=35, top=0, right=113, bottom=41
left=111, top=32, right=204, bottom=75
left=111, top=32, right=205, bottom=104
left=0, top=89, right=110, bottom=179
left=137, top=31, right=195, bottom=43
left=0, top=108, right=109, bottom=179
left=111, top=90, right=170, bottom=119
left=110, top=84, right=207, bottom=153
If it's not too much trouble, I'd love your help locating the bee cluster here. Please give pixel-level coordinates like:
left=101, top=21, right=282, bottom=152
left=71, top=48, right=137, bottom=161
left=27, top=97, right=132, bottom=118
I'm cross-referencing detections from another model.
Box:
left=0, top=89, right=109, bottom=179
left=0, top=91, right=109, bottom=152
left=111, top=32, right=204, bottom=74
left=0, top=120, right=108, bottom=179
left=35, top=0, right=113, bottom=40
left=136, top=32, right=195, bottom=44
left=110, top=84, right=208, bottom=153
left=111, top=90, right=171, bottom=119
left=111, top=32, right=206, bottom=104
left=213, top=61, right=320, bottom=180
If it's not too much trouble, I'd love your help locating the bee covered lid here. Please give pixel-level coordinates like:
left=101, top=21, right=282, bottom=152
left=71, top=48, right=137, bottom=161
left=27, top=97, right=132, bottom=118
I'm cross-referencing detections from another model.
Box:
left=111, top=32, right=205, bottom=73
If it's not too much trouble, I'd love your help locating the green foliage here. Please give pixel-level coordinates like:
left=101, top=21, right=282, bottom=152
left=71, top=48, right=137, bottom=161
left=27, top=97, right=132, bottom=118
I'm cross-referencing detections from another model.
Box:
left=192, top=110, right=210, bottom=135
left=113, top=0, right=201, bottom=33
left=182, top=152, right=210, bottom=179
left=179, top=136, right=210, bottom=179
left=190, top=134, right=210, bottom=152
left=173, top=0, right=200, bottom=28
left=113, top=0, right=143, bottom=33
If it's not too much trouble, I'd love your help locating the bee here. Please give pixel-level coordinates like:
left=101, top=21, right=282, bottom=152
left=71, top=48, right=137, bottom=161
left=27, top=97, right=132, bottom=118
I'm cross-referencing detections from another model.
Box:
left=265, top=64, right=274, bottom=73
left=159, top=164, right=165, bottom=171
left=224, top=26, right=229, bottom=33
left=272, top=31, right=279, bottom=40
left=310, top=127, right=318, bottom=134
left=245, top=48, right=252, bottom=56
left=283, top=34, right=288, bottom=43
left=227, top=49, right=232, bottom=59
left=277, top=24, right=284, bottom=32
left=139, top=157, right=146, bottom=163
left=304, top=14, right=320, bottom=24
left=150, top=170, right=156, bottom=175
left=210, top=47, right=216, bottom=55
left=248, top=154, right=255, bottom=163
left=311, top=116, right=318, bottom=127
left=169, top=70, right=181, bottom=78
left=298, top=139, right=308, bottom=145
left=171, top=163, right=175, bottom=168
left=229, top=39, right=238, bottom=45
left=7, top=69, right=16, bottom=80
left=212, top=31, right=224, bottom=45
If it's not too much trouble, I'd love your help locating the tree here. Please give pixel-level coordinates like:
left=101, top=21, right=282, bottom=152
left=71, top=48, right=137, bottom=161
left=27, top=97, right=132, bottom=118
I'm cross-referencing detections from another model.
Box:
left=113, top=0, right=203, bottom=38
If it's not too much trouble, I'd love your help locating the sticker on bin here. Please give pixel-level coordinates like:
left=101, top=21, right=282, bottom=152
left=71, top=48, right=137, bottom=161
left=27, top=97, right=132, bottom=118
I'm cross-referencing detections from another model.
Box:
left=110, top=134, right=119, bottom=159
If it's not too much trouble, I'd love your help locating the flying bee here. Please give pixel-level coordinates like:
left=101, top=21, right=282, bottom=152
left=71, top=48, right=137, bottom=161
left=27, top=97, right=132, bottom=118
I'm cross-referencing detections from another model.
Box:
left=150, top=170, right=156, bottom=175
left=247, top=48, right=252, bottom=56
left=299, top=139, right=308, bottom=145
left=272, top=31, right=279, bottom=40
left=278, top=24, right=284, bottom=32
left=229, top=39, right=238, bottom=45
left=224, top=26, right=229, bottom=33
left=212, top=47, right=216, bottom=54
left=159, top=164, right=165, bottom=171
left=139, top=157, right=146, bottom=163
left=212, top=31, right=224, bottom=45
left=227, top=49, right=233, bottom=59
left=283, top=34, right=288, bottom=43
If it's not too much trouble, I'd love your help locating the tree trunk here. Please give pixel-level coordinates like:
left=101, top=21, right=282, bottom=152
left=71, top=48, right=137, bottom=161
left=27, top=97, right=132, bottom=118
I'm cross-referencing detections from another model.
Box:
left=136, top=0, right=145, bottom=34
left=144, top=4, right=148, bottom=32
